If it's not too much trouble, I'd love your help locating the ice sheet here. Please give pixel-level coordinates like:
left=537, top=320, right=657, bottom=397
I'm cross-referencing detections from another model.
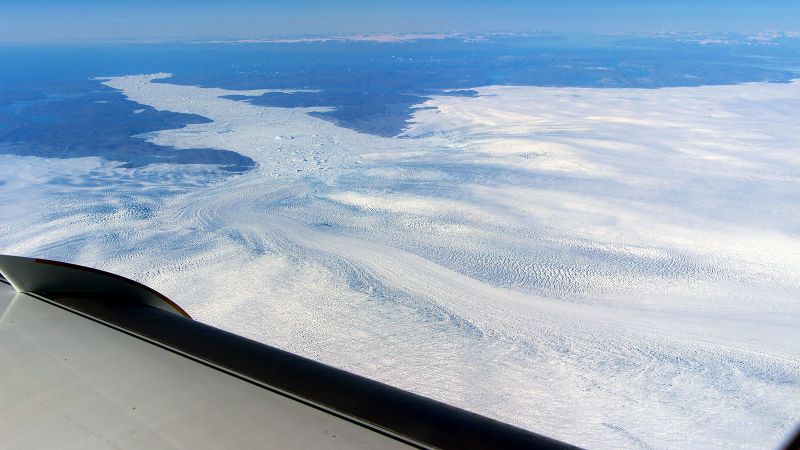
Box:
left=2, top=74, right=799, bottom=449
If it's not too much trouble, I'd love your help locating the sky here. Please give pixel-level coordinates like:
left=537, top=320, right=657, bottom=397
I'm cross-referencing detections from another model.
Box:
left=0, top=0, right=799, bottom=42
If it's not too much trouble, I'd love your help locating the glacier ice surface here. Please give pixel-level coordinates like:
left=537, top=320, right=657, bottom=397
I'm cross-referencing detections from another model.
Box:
left=2, top=73, right=799, bottom=449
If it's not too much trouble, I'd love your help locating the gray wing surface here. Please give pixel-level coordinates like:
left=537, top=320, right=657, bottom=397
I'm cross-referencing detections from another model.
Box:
left=0, top=255, right=573, bottom=450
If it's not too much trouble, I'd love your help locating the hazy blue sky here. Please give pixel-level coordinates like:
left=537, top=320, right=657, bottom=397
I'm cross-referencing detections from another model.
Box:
left=1, top=0, right=798, bottom=42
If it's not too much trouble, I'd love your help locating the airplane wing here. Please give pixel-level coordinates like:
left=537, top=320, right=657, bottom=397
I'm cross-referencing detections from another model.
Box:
left=0, top=255, right=574, bottom=449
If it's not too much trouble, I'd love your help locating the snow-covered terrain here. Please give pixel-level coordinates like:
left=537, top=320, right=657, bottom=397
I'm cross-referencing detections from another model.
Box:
left=1, top=74, right=799, bottom=449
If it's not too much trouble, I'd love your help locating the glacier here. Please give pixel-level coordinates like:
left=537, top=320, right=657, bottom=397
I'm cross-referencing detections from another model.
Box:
left=1, top=73, right=799, bottom=449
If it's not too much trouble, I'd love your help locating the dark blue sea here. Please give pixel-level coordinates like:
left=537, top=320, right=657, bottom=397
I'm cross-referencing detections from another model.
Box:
left=1, top=33, right=799, bottom=172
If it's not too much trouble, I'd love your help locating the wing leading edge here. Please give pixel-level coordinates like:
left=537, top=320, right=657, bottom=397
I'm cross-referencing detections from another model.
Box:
left=0, top=255, right=575, bottom=449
